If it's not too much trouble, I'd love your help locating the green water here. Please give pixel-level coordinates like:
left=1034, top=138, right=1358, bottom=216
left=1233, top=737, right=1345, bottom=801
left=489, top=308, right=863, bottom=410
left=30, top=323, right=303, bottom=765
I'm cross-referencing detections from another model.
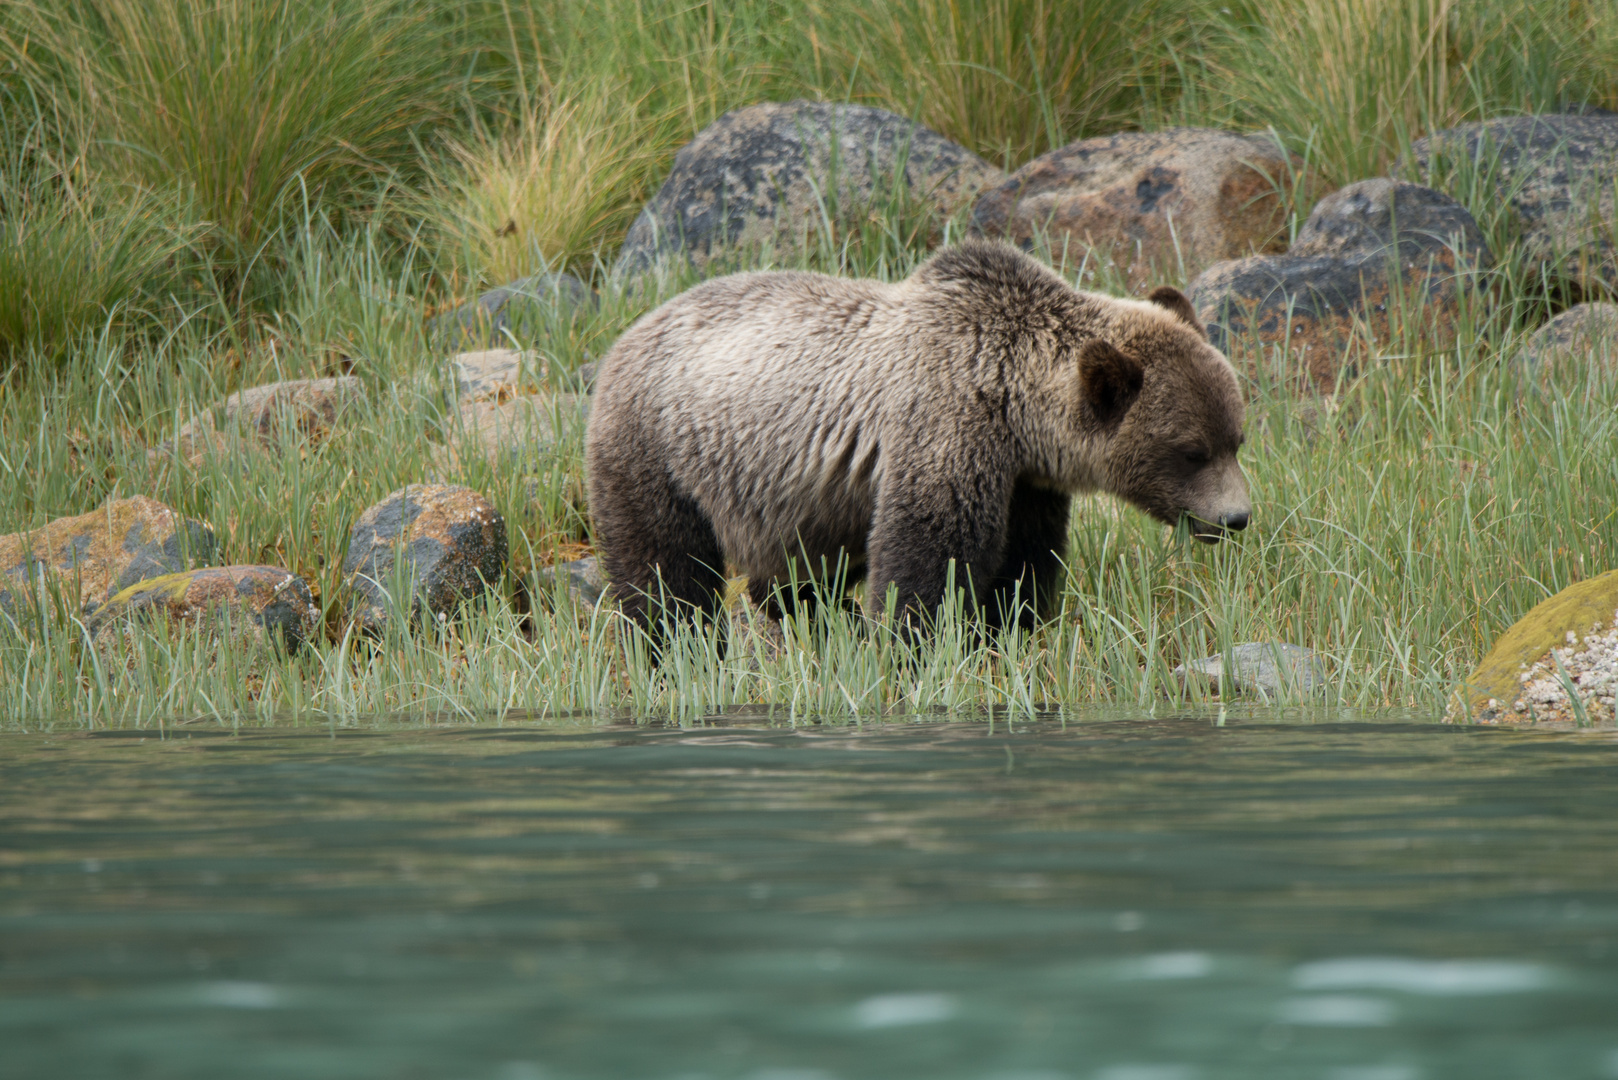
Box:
left=5, top=716, right=1618, bottom=1079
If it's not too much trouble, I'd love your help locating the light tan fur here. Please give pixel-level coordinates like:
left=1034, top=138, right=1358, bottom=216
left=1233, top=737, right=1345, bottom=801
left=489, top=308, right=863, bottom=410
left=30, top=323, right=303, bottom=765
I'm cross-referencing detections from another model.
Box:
left=587, top=241, right=1249, bottom=633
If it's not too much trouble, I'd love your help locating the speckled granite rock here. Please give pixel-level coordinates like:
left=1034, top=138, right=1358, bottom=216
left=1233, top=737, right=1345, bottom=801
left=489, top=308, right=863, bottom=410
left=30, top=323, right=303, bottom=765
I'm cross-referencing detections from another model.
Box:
left=1408, top=114, right=1618, bottom=292
left=1188, top=179, right=1490, bottom=390
left=1173, top=642, right=1324, bottom=697
left=614, top=101, right=1003, bottom=276
left=342, top=485, right=508, bottom=633
left=87, top=565, right=319, bottom=652
left=970, top=128, right=1309, bottom=286
left=0, top=496, right=217, bottom=615
left=147, top=411, right=235, bottom=468
left=1520, top=302, right=1618, bottom=379
left=430, top=272, right=595, bottom=348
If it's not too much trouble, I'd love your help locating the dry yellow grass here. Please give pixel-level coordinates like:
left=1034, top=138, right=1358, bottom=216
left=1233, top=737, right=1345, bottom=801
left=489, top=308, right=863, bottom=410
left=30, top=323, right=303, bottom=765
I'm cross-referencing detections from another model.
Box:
left=421, top=83, right=670, bottom=287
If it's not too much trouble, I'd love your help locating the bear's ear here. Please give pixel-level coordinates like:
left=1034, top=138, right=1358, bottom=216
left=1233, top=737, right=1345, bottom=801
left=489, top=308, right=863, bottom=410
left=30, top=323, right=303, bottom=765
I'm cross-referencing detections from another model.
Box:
left=1078, top=339, right=1144, bottom=426
left=1147, top=286, right=1207, bottom=340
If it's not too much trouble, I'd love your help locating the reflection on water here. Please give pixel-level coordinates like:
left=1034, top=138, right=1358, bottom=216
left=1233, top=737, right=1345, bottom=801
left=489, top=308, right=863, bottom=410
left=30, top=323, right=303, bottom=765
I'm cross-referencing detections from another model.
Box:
left=5, top=715, right=1618, bottom=1079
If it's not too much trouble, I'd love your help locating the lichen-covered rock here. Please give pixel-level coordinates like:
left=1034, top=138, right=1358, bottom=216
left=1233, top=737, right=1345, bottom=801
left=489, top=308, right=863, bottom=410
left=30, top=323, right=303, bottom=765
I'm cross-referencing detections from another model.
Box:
left=152, top=376, right=366, bottom=463
left=430, top=272, right=595, bottom=348
left=614, top=101, right=1003, bottom=276
left=0, top=496, right=217, bottom=615
left=1407, top=114, right=1618, bottom=292
left=1520, top=302, right=1618, bottom=379
left=86, top=565, right=319, bottom=653
left=1458, top=570, right=1618, bottom=723
left=1172, top=642, right=1324, bottom=697
left=342, top=485, right=508, bottom=633
left=970, top=128, right=1309, bottom=286
left=1188, top=180, right=1490, bottom=390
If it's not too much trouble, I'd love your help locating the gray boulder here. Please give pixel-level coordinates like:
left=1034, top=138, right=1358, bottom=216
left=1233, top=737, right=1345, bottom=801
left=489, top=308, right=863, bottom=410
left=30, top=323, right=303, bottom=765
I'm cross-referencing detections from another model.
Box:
left=614, top=100, right=1003, bottom=276
left=1188, top=179, right=1490, bottom=390
left=970, top=127, right=1310, bottom=286
left=150, top=376, right=367, bottom=464
left=1407, top=114, right=1618, bottom=292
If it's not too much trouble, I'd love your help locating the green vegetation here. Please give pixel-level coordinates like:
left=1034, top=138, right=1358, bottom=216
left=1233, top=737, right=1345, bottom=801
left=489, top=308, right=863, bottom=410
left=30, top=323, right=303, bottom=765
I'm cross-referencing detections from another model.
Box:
left=0, top=0, right=1615, bottom=726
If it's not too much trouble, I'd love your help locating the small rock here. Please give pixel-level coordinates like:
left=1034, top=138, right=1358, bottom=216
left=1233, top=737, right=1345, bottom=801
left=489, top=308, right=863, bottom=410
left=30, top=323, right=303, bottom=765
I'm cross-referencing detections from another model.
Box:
left=571, top=360, right=598, bottom=392
left=0, top=496, right=217, bottom=615
left=223, top=376, right=366, bottom=445
left=430, top=272, right=596, bottom=349
left=342, top=485, right=508, bottom=633
left=86, top=565, right=319, bottom=653
left=535, top=556, right=605, bottom=607
left=449, top=349, right=542, bottom=403
left=1188, top=179, right=1490, bottom=390
left=1407, top=114, right=1618, bottom=293
left=152, top=376, right=366, bottom=462
left=1520, top=302, right=1618, bottom=379
left=442, top=393, right=584, bottom=470
left=1458, top=569, right=1618, bottom=722
left=1173, top=642, right=1324, bottom=697
left=614, top=100, right=1003, bottom=276
left=444, top=348, right=594, bottom=403
left=970, top=127, right=1310, bottom=286
left=147, top=411, right=235, bottom=467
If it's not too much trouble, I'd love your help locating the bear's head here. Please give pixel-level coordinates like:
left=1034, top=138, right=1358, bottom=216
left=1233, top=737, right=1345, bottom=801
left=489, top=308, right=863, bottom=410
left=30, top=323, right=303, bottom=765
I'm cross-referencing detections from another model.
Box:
left=1081, top=287, right=1251, bottom=543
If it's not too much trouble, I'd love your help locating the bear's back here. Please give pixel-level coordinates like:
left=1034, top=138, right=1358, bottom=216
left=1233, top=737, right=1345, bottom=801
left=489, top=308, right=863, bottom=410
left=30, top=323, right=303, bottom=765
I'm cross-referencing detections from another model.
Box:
left=592, top=269, right=952, bottom=577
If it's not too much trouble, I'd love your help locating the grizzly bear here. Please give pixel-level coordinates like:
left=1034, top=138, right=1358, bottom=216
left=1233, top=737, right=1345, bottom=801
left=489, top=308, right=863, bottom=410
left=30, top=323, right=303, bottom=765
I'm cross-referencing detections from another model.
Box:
left=586, top=240, right=1250, bottom=636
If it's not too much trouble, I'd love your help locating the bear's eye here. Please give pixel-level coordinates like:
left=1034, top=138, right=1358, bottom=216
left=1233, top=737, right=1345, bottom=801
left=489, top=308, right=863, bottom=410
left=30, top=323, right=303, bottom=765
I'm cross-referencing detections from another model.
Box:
left=1180, top=448, right=1211, bottom=466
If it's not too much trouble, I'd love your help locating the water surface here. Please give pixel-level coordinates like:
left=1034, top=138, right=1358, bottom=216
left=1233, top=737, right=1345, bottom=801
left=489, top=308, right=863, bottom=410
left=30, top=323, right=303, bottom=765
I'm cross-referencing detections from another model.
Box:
left=5, top=715, right=1618, bottom=1079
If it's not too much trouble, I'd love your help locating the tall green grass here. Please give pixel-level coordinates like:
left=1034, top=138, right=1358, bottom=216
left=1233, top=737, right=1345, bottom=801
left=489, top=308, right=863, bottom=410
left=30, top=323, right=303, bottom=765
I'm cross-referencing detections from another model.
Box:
left=1, top=0, right=466, bottom=291
left=0, top=109, right=196, bottom=365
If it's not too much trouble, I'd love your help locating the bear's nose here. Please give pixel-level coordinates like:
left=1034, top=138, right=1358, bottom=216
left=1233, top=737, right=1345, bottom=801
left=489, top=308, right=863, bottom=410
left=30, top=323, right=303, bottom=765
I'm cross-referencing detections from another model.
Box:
left=1220, top=511, right=1250, bottom=531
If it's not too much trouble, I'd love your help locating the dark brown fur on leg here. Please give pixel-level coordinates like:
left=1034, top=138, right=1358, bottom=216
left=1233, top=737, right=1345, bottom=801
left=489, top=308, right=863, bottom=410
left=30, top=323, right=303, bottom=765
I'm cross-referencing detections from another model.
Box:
left=984, top=480, right=1071, bottom=631
left=591, top=447, right=727, bottom=648
left=865, top=460, right=1013, bottom=634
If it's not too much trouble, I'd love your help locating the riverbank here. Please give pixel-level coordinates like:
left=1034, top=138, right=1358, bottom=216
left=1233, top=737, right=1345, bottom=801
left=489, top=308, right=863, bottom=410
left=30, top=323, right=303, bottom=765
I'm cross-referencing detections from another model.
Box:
left=2, top=0, right=1615, bottom=725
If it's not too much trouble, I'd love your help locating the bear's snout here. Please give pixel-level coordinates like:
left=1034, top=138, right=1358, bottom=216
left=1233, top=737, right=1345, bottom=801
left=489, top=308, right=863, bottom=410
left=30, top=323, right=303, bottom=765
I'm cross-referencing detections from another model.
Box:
left=1185, top=462, right=1251, bottom=543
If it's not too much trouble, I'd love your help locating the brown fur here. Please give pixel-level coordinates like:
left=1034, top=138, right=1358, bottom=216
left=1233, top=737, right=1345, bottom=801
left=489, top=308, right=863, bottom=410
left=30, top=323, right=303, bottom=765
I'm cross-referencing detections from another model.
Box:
left=586, top=241, right=1249, bottom=636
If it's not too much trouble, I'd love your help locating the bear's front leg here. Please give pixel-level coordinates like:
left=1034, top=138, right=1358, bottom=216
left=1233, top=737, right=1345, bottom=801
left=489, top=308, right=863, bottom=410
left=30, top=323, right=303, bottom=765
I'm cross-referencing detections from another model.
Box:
left=985, top=480, right=1072, bottom=630
left=865, top=458, right=1013, bottom=633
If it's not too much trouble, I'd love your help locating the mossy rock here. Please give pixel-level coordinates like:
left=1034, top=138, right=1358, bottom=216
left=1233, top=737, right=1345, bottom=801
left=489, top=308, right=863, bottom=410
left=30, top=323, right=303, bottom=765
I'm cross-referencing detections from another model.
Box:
left=87, top=565, right=319, bottom=653
left=1458, top=570, right=1618, bottom=719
